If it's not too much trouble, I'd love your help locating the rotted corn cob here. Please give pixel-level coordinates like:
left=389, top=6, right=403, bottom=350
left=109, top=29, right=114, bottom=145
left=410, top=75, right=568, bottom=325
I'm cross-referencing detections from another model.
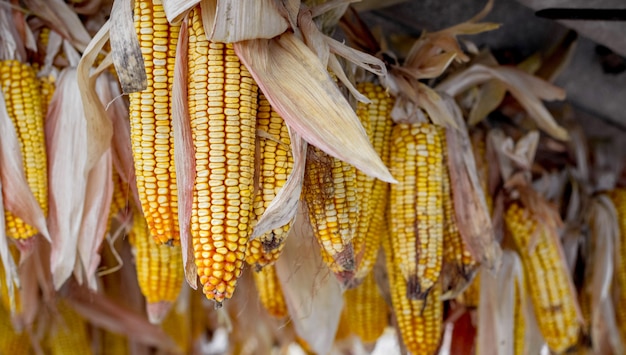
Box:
left=129, top=211, right=183, bottom=322
left=505, top=202, right=580, bottom=353
left=129, top=0, right=180, bottom=245
left=245, top=93, right=294, bottom=270
left=440, top=127, right=478, bottom=297
left=46, top=301, right=93, bottom=355
left=0, top=60, right=48, bottom=240
left=352, top=82, right=394, bottom=282
left=609, top=188, right=626, bottom=345
left=187, top=7, right=258, bottom=304
left=389, top=123, right=444, bottom=299
left=342, top=269, right=389, bottom=343
left=303, top=145, right=358, bottom=283
left=382, top=229, right=443, bottom=354
left=252, top=265, right=288, bottom=318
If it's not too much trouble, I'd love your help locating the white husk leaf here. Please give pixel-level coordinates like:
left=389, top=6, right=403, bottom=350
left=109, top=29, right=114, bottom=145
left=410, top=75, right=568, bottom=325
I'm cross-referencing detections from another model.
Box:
left=252, top=127, right=306, bottom=239
left=22, top=0, right=91, bottom=51
left=163, top=0, right=200, bottom=24
left=234, top=34, right=395, bottom=183
left=201, top=0, right=289, bottom=43
left=0, top=180, right=19, bottom=313
left=171, top=18, right=197, bottom=288
left=0, top=5, right=23, bottom=61
left=0, top=90, right=50, bottom=241
left=275, top=207, right=343, bottom=355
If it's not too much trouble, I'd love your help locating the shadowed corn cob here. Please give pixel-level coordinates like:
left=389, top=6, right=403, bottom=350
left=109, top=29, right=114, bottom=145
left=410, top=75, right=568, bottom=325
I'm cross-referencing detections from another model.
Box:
left=161, top=297, right=191, bottom=354
left=46, top=301, right=93, bottom=355
left=342, top=269, right=389, bottom=343
left=505, top=202, right=580, bottom=353
left=39, top=74, right=55, bottom=117
left=389, top=123, right=444, bottom=299
left=99, top=330, right=129, bottom=355
left=383, top=229, right=443, bottom=354
left=352, top=82, right=393, bottom=282
left=513, top=279, right=526, bottom=355
left=245, top=93, right=294, bottom=269
left=459, top=272, right=480, bottom=308
left=0, top=60, right=48, bottom=240
left=129, top=0, right=180, bottom=245
left=303, top=145, right=358, bottom=283
left=609, top=188, right=626, bottom=346
left=188, top=8, right=258, bottom=304
left=0, top=304, right=31, bottom=353
left=252, top=265, right=288, bottom=318
left=129, top=211, right=183, bottom=321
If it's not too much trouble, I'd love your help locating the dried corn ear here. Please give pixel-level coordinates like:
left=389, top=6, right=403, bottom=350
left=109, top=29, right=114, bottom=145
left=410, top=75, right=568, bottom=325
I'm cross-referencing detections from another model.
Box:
left=252, top=265, right=288, bottom=318
left=46, top=301, right=93, bottom=355
left=342, top=269, right=389, bottom=343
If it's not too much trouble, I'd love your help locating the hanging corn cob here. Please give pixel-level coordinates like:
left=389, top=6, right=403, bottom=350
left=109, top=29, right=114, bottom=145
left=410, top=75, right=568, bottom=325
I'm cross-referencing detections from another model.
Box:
left=609, top=188, right=626, bottom=347
left=129, top=0, right=180, bottom=245
left=352, top=82, right=394, bottom=282
left=0, top=303, right=31, bottom=353
left=505, top=202, right=581, bottom=353
left=245, top=93, right=294, bottom=270
left=303, top=145, right=358, bottom=283
left=513, top=279, right=526, bottom=355
left=382, top=226, right=443, bottom=354
left=252, top=265, right=288, bottom=318
left=389, top=122, right=444, bottom=299
left=187, top=7, right=258, bottom=304
left=0, top=60, right=48, bottom=240
left=129, top=211, right=183, bottom=323
left=342, top=269, right=389, bottom=343
left=46, top=301, right=93, bottom=355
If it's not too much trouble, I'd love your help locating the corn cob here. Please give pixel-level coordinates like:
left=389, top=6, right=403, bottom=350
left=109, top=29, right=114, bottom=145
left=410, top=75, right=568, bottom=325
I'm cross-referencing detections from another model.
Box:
left=0, top=246, right=21, bottom=314
left=161, top=300, right=191, bottom=354
left=352, top=82, right=393, bottom=282
left=440, top=127, right=478, bottom=297
left=389, top=123, right=444, bottom=299
left=46, top=301, right=93, bottom=355
left=108, top=172, right=130, bottom=225
left=610, top=188, right=626, bottom=346
left=0, top=60, right=48, bottom=240
left=99, top=330, right=129, bottom=355
left=252, top=265, right=288, bottom=318
left=245, top=93, right=294, bottom=269
left=382, top=228, right=443, bottom=354
left=39, top=74, right=55, bottom=117
left=342, top=269, right=389, bottom=343
left=459, top=272, right=480, bottom=308
left=129, top=0, right=180, bottom=245
left=505, top=202, right=580, bottom=353
left=303, top=145, right=358, bottom=283
left=0, top=304, right=31, bottom=353
left=513, top=279, right=526, bottom=355
left=187, top=7, right=258, bottom=304
left=129, top=211, right=183, bottom=321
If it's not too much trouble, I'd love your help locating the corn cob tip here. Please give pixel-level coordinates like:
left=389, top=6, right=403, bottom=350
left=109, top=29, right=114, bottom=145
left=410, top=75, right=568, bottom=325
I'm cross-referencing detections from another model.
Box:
left=147, top=301, right=174, bottom=325
left=407, top=275, right=430, bottom=300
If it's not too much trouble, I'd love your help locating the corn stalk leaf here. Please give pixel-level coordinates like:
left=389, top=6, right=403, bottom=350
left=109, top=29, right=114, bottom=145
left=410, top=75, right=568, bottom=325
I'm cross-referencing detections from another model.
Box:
left=234, top=33, right=395, bottom=183
left=0, top=90, right=50, bottom=241
left=201, top=0, right=289, bottom=43
left=110, top=0, right=147, bottom=94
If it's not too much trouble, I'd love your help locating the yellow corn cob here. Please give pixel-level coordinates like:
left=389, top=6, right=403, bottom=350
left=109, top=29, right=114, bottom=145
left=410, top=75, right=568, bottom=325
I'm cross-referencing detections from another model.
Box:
left=513, top=279, right=526, bottom=355
left=610, top=188, right=626, bottom=346
left=39, top=74, right=55, bottom=117
left=343, top=269, right=388, bottom=343
left=99, top=330, right=129, bottom=355
left=108, top=172, right=130, bottom=225
left=245, top=93, right=294, bottom=269
left=46, top=301, right=93, bottom=355
left=440, top=127, right=478, bottom=296
left=382, top=229, right=443, bottom=354
left=252, top=265, right=288, bottom=318
left=459, top=272, right=480, bottom=308
left=0, top=246, right=21, bottom=314
left=0, top=304, right=31, bottom=353
left=505, top=202, right=580, bottom=353
left=187, top=7, right=258, bottom=304
left=389, top=123, right=444, bottom=299
left=129, top=0, right=180, bottom=245
left=352, top=82, right=393, bottom=282
left=0, top=60, right=48, bottom=240
left=303, top=145, right=358, bottom=283
left=129, top=211, right=183, bottom=319
left=161, top=299, right=191, bottom=354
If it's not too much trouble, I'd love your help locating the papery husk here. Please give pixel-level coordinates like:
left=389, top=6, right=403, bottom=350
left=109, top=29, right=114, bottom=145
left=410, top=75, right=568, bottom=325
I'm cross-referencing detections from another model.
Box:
left=535, top=30, right=578, bottom=83
left=66, top=282, right=181, bottom=353
left=0, top=4, right=24, bottom=61
left=0, top=88, right=50, bottom=242
left=467, top=79, right=507, bottom=125
left=587, top=195, right=623, bottom=354
left=251, top=128, right=306, bottom=239
left=275, top=207, right=344, bottom=355
left=171, top=16, right=196, bottom=288
left=234, top=33, right=395, bottom=183
left=109, top=0, right=147, bottom=94
left=445, top=96, right=501, bottom=271
left=22, top=0, right=91, bottom=52
left=437, top=64, right=568, bottom=141
left=488, top=129, right=539, bottom=183
left=476, top=250, right=525, bottom=355
left=46, top=68, right=91, bottom=289
left=162, top=0, right=200, bottom=23
left=0, top=181, right=19, bottom=314
left=200, top=0, right=289, bottom=43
